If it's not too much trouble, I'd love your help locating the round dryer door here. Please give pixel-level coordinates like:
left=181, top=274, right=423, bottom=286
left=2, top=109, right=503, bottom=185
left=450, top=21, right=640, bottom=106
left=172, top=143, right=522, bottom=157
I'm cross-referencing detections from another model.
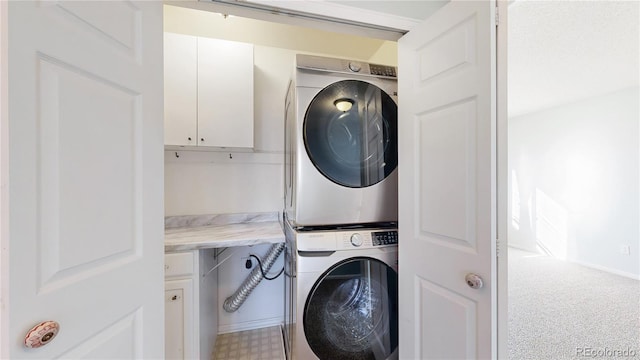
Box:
left=304, top=80, right=397, bottom=188
left=303, top=257, right=398, bottom=360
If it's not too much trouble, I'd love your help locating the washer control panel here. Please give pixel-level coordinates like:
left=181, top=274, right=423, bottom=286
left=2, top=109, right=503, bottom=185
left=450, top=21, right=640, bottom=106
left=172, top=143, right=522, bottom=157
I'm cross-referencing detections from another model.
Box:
left=350, top=233, right=364, bottom=247
left=372, top=231, right=398, bottom=246
left=297, top=228, right=398, bottom=251
left=338, top=230, right=398, bottom=250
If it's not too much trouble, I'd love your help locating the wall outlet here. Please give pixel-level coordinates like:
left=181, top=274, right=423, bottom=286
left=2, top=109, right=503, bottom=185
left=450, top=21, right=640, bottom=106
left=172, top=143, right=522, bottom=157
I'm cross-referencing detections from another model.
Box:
left=620, top=245, right=631, bottom=255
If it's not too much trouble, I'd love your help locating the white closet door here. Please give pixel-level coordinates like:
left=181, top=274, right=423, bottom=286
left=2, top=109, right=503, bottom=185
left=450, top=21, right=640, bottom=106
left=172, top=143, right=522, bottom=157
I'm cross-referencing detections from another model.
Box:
left=2, top=1, right=164, bottom=358
left=397, top=0, right=505, bottom=358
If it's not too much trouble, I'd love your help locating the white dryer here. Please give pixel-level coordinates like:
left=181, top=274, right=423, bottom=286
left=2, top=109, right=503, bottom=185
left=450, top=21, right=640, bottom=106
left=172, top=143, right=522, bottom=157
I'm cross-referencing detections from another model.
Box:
left=284, top=54, right=398, bottom=228
left=283, top=221, right=399, bottom=360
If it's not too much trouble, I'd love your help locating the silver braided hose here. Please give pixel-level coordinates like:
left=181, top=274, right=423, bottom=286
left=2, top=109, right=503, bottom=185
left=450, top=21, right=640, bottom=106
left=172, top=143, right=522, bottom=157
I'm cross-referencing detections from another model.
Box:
left=223, top=243, right=285, bottom=312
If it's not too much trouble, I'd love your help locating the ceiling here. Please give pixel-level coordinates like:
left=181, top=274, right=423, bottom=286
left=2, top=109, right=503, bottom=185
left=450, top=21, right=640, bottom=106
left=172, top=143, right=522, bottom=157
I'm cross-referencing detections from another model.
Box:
left=508, top=0, right=639, bottom=117
left=183, top=0, right=638, bottom=117
left=326, top=1, right=449, bottom=21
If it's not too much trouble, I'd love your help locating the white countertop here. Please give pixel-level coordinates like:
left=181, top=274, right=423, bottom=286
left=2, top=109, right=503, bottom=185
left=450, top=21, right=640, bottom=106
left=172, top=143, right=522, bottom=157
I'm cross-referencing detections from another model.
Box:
left=164, top=212, right=285, bottom=252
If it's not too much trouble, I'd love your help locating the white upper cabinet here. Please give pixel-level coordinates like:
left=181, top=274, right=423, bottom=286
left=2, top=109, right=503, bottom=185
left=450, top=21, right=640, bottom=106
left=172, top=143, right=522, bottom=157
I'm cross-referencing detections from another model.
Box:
left=197, top=37, right=254, bottom=148
left=165, top=32, right=198, bottom=146
left=164, top=32, right=255, bottom=149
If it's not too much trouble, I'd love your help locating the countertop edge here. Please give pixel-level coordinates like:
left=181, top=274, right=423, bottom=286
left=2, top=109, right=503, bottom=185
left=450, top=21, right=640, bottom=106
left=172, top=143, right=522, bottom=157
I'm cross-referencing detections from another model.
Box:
left=164, top=218, right=285, bottom=252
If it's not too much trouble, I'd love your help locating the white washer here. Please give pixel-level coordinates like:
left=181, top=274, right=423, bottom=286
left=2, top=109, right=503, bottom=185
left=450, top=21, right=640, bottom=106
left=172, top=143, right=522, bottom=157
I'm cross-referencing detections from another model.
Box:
left=283, top=220, right=399, bottom=360
left=284, top=54, right=398, bottom=228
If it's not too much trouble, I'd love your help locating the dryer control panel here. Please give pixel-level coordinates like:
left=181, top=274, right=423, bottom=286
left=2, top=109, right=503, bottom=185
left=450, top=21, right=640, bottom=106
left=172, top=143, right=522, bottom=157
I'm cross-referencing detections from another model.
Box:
left=369, top=64, right=397, bottom=77
left=296, top=54, right=398, bottom=79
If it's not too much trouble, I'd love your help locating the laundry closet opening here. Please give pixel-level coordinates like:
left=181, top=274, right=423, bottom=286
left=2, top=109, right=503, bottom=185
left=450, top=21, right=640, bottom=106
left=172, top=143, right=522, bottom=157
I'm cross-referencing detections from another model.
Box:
left=162, top=3, right=407, bottom=359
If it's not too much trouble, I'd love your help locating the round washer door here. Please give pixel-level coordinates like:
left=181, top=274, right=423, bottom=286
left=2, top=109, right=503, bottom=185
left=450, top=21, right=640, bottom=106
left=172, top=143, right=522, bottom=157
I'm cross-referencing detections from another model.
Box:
left=304, top=80, right=398, bottom=188
left=303, top=257, right=398, bottom=360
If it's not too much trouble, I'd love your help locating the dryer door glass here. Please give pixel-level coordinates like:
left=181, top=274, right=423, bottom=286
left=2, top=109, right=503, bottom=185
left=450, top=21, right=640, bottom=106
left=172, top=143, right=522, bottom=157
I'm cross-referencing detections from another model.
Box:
left=304, top=80, right=397, bottom=188
left=303, top=257, right=398, bottom=360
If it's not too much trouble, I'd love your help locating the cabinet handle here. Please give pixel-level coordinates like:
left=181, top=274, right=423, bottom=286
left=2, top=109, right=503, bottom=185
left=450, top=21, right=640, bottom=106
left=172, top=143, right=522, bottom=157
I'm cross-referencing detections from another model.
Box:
left=171, top=295, right=178, bottom=301
left=200, top=138, right=205, bottom=142
left=188, top=137, right=192, bottom=141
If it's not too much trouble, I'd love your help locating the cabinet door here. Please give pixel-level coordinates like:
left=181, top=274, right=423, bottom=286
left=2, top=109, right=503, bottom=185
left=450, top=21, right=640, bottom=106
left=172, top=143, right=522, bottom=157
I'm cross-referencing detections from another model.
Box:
left=164, top=32, right=198, bottom=146
left=165, top=278, right=196, bottom=360
left=197, top=37, right=254, bottom=148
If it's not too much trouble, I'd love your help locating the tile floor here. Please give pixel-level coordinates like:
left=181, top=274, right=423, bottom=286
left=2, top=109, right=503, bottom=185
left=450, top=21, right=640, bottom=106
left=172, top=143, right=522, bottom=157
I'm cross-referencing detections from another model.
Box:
left=213, top=326, right=285, bottom=360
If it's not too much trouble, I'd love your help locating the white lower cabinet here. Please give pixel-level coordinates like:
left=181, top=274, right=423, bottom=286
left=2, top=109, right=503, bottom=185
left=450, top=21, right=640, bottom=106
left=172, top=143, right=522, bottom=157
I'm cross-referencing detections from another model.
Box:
left=166, top=278, right=195, bottom=359
left=165, top=250, right=218, bottom=360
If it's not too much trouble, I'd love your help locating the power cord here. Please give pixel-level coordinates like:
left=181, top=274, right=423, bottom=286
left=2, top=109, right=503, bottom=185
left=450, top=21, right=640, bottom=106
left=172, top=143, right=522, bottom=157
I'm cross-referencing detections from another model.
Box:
left=249, top=254, right=284, bottom=280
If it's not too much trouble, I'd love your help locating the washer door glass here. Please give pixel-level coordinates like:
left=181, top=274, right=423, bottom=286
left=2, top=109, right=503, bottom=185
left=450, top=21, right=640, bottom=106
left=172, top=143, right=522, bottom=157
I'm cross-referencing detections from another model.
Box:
left=304, top=257, right=398, bottom=360
left=304, top=80, right=398, bottom=188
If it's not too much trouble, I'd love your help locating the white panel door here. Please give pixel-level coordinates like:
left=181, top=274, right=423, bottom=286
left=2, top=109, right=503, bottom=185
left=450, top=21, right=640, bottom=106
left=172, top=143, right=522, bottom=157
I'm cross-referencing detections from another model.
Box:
left=1, top=1, right=164, bottom=358
left=398, top=0, right=505, bottom=358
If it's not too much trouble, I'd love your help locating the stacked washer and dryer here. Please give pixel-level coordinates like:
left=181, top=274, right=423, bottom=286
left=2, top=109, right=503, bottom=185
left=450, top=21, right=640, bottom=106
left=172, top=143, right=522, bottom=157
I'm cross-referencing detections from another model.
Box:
left=283, top=54, right=399, bottom=360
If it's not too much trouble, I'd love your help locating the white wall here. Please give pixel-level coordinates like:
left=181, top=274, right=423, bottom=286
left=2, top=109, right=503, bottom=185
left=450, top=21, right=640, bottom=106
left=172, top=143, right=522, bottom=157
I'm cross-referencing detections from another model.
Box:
left=368, top=41, right=398, bottom=66
left=165, top=151, right=282, bottom=216
left=508, top=87, right=640, bottom=278
left=216, top=243, right=285, bottom=333
left=163, top=5, right=398, bottom=332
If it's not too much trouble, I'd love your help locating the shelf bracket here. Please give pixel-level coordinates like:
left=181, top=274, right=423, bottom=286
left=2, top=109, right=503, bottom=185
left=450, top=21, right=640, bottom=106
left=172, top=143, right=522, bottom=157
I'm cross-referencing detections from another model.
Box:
left=204, top=247, right=238, bottom=277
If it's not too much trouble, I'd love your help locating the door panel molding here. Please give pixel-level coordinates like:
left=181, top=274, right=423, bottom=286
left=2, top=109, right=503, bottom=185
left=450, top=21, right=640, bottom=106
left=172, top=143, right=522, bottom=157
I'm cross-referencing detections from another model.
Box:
left=44, top=0, right=142, bottom=60
left=414, top=276, right=477, bottom=359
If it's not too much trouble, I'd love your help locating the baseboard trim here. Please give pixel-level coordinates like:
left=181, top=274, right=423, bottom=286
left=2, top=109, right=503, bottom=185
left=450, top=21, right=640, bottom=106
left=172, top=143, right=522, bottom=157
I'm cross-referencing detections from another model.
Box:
left=569, top=259, right=640, bottom=281
left=508, top=246, right=640, bottom=280
left=218, top=316, right=282, bottom=334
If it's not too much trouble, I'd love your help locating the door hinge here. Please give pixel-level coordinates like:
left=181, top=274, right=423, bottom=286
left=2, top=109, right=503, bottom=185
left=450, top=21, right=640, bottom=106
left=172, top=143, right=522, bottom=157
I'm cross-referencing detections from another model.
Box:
left=495, top=6, right=500, bottom=26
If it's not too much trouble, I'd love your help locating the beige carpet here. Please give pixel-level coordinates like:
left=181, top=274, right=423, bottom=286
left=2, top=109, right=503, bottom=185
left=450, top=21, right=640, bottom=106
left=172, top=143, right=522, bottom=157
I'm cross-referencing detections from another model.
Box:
left=509, top=248, right=640, bottom=359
